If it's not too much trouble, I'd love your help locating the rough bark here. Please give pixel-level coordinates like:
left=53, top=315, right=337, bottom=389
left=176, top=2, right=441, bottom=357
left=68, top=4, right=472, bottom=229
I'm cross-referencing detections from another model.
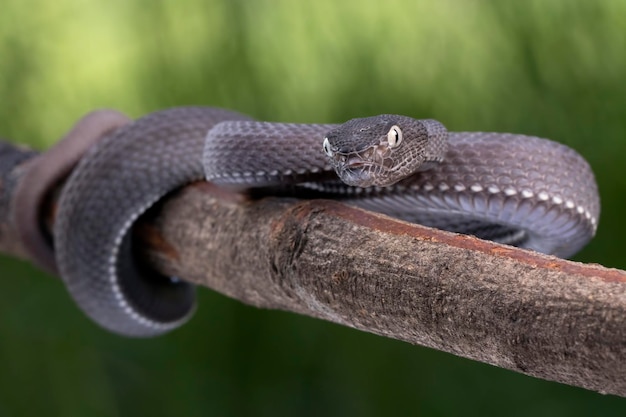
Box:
left=2, top=141, right=626, bottom=396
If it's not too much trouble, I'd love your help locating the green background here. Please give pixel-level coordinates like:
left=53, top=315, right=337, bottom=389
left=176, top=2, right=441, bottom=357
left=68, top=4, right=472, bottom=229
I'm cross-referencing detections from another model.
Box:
left=1, top=0, right=625, bottom=415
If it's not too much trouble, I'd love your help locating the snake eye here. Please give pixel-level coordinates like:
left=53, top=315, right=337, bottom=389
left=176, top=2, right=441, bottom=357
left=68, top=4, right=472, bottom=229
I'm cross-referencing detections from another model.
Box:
left=387, top=125, right=403, bottom=148
left=323, top=137, right=334, bottom=157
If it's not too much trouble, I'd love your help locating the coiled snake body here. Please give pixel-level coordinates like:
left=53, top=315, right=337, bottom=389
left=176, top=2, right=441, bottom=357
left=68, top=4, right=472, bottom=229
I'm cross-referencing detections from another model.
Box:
left=15, top=107, right=600, bottom=337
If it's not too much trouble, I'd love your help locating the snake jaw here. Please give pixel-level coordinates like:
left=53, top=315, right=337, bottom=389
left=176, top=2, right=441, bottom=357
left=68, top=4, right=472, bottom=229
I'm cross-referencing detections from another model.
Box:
left=328, top=142, right=404, bottom=187
left=337, top=164, right=374, bottom=187
left=331, top=146, right=382, bottom=187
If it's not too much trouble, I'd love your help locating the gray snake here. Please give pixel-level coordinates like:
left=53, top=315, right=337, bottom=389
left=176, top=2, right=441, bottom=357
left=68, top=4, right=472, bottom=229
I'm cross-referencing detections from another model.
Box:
left=13, top=107, right=600, bottom=337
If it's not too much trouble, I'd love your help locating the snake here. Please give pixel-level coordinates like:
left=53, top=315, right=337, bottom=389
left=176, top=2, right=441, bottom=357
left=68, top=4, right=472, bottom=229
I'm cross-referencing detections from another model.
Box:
left=13, top=106, right=600, bottom=337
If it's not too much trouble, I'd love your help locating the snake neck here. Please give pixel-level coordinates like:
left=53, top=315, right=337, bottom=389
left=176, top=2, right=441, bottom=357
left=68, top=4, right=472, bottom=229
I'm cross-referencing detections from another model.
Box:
left=203, top=120, right=338, bottom=188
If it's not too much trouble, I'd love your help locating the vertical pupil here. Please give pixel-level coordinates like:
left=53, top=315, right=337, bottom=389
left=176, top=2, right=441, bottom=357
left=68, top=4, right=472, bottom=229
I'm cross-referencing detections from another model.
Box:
left=388, top=126, right=401, bottom=147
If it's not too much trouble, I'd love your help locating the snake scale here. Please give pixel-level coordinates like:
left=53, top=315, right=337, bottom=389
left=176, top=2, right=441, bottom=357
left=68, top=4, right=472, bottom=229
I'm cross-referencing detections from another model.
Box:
left=13, top=107, right=600, bottom=337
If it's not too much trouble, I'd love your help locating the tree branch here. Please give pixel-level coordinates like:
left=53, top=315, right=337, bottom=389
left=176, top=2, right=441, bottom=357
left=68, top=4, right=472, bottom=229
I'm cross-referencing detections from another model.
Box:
left=2, top=141, right=626, bottom=396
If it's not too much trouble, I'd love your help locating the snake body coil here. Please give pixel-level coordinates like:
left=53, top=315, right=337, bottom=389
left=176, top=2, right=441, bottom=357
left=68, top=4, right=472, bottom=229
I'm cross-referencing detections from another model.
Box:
left=45, top=107, right=599, bottom=337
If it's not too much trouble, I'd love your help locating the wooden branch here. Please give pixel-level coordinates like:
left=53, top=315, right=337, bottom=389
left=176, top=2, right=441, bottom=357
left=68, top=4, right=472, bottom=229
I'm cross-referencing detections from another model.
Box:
left=2, top=141, right=626, bottom=397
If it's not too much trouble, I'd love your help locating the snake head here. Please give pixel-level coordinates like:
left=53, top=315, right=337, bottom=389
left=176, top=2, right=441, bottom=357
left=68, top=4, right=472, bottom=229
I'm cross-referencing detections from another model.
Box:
left=322, top=115, right=448, bottom=187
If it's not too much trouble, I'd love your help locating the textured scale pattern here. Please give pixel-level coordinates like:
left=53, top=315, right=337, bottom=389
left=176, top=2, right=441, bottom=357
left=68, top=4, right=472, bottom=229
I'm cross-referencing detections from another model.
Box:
left=204, top=121, right=337, bottom=186
left=54, top=107, right=599, bottom=337
left=324, top=132, right=599, bottom=258
left=55, top=107, right=251, bottom=336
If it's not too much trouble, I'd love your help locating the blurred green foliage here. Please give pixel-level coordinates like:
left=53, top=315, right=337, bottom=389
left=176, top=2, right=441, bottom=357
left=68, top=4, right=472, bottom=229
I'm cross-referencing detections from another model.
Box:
left=1, top=0, right=626, bottom=415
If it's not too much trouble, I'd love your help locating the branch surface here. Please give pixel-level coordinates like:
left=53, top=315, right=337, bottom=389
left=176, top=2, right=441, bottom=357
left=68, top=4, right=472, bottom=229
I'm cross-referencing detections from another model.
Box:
left=2, top=141, right=626, bottom=396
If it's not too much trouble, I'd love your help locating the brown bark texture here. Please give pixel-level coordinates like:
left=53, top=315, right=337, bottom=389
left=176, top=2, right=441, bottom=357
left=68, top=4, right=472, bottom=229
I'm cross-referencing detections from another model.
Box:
left=1, top=140, right=625, bottom=397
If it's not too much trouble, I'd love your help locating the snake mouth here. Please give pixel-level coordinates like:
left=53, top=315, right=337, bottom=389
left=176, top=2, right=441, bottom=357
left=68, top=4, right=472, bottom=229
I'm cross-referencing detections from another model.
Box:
left=332, top=147, right=392, bottom=187
left=337, top=162, right=382, bottom=187
left=344, top=156, right=370, bottom=169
